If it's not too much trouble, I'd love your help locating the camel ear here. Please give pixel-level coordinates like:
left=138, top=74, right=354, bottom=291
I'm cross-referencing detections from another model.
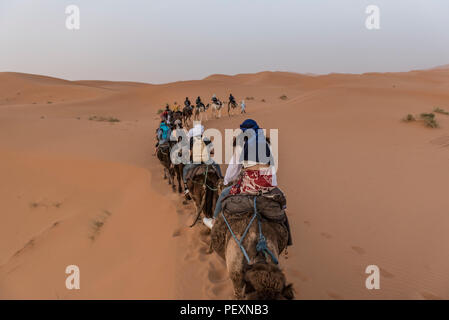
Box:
left=282, top=283, right=295, bottom=300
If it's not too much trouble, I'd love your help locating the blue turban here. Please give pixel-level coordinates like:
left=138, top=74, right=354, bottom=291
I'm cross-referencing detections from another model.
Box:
left=238, top=119, right=273, bottom=165
left=240, top=119, right=259, bottom=132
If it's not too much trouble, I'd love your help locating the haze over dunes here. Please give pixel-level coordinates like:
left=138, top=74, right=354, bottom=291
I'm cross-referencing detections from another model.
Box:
left=0, top=68, right=448, bottom=299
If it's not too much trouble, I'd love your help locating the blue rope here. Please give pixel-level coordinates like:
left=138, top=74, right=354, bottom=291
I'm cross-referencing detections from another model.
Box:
left=254, top=197, right=279, bottom=265
left=192, top=164, right=219, bottom=191
left=221, top=196, right=279, bottom=265
left=221, top=211, right=256, bottom=264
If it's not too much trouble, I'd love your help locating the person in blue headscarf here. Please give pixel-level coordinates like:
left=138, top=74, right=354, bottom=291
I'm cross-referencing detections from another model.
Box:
left=202, top=119, right=277, bottom=229
left=157, top=120, right=171, bottom=145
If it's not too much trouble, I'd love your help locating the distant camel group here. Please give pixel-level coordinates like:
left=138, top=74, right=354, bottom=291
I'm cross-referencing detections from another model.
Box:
left=162, top=97, right=240, bottom=130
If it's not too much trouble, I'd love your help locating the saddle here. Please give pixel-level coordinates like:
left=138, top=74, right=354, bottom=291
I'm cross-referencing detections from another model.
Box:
left=185, top=163, right=221, bottom=182
left=222, top=188, right=285, bottom=221
left=211, top=188, right=292, bottom=262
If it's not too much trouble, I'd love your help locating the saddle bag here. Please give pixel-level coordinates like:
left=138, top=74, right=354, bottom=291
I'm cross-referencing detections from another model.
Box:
left=221, top=187, right=292, bottom=246
left=222, top=188, right=286, bottom=222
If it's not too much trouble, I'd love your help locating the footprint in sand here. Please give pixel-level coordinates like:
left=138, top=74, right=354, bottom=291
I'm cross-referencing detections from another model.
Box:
left=320, top=232, right=332, bottom=239
left=288, top=269, right=310, bottom=282
left=326, top=290, right=343, bottom=300
left=351, top=246, right=366, bottom=255
left=176, top=208, right=185, bottom=215
left=172, top=228, right=183, bottom=237
left=379, top=267, right=395, bottom=279
left=303, top=221, right=311, bottom=227
left=183, top=252, right=194, bottom=262
left=207, top=262, right=228, bottom=284
left=206, top=282, right=230, bottom=297
left=420, top=291, right=442, bottom=300
left=29, top=199, right=63, bottom=209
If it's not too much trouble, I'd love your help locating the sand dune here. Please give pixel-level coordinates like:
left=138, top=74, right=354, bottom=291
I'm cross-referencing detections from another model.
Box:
left=431, top=64, right=449, bottom=70
left=0, top=69, right=448, bottom=299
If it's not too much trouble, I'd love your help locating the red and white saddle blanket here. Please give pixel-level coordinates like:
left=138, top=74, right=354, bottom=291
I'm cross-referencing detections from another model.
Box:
left=229, top=167, right=275, bottom=195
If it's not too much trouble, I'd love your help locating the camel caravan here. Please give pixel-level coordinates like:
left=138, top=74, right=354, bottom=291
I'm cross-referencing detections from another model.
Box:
left=155, top=96, right=294, bottom=300
left=160, top=94, right=243, bottom=126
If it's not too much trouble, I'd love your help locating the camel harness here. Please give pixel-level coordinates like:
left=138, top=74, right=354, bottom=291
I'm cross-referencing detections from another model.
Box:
left=221, top=196, right=279, bottom=265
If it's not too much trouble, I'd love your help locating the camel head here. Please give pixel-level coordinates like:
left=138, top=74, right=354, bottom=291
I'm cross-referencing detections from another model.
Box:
left=242, top=262, right=294, bottom=300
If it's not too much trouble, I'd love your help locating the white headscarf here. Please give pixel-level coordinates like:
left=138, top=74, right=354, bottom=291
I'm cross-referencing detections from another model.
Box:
left=188, top=123, right=204, bottom=138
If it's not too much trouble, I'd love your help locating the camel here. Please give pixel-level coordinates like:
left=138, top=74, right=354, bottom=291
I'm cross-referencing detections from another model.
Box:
left=194, top=103, right=209, bottom=122
left=227, top=100, right=238, bottom=117
left=182, top=105, right=193, bottom=128
left=156, top=143, right=175, bottom=190
left=211, top=100, right=223, bottom=119
left=156, top=142, right=184, bottom=193
left=185, top=164, right=222, bottom=227
left=211, top=198, right=294, bottom=300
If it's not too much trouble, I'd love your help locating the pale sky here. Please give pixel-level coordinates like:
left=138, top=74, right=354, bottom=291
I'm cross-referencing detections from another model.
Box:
left=1, top=0, right=448, bottom=83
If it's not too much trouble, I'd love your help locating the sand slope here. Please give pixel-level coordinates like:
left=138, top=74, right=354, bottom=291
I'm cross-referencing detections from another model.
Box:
left=0, top=69, right=448, bottom=299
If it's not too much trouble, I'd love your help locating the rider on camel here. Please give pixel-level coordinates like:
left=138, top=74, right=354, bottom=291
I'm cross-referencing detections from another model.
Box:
left=155, top=120, right=172, bottom=150
left=212, top=94, right=219, bottom=105
left=203, top=119, right=276, bottom=229
left=196, top=96, right=203, bottom=108
left=182, top=123, right=223, bottom=200
left=161, top=104, right=172, bottom=123
left=229, top=93, right=236, bottom=105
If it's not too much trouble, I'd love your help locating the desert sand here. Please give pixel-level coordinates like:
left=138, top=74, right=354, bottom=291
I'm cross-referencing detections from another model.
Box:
left=0, top=69, right=448, bottom=299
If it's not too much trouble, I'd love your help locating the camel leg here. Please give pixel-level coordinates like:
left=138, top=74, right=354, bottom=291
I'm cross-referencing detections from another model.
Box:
left=176, top=166, right=183, bottom=194
left=170, top=168, right=176, bottom=191
left=163, top=168, right=167, bottom=180
left=230, top=272, right=245, bottom=300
